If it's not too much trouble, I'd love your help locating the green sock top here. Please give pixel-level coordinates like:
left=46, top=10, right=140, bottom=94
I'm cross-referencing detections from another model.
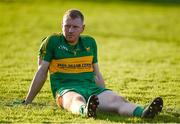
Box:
left=133, top=106, right=144, bottom=117
left=79, top=105, right=86, bottom=116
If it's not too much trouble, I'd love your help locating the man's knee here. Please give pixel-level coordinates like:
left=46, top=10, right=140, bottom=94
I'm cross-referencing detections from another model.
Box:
left=56, top=92, right=85, bottom=109
left=110, top=95, right=127, bottom=104
left=56, top=94, right=63, bottom=108
left=72, top=95, right=85, bottom=103
left=106, top=95, right=126, bottom=111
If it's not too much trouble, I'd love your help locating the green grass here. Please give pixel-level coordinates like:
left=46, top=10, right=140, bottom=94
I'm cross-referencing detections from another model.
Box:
left=0, top=0, right=180, bottom=123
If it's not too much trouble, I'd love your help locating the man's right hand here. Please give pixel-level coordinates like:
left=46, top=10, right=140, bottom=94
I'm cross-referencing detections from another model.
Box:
left=22, top=99, right=32, bottom=105
left=24, top=60, right=50, bottom=104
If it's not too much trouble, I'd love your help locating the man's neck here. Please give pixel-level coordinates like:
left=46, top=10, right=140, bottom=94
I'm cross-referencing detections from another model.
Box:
left=68, top=40, right=78, bottom=46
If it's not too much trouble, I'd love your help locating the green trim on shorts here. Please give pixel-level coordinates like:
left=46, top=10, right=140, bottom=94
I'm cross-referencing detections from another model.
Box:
left=57, top=89, right=80, bottom=97
left=56, top=87, right=109, bottom=102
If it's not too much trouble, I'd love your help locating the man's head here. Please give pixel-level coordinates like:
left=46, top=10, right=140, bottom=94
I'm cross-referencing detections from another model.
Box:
left=62, top=9, right=85, bottom=45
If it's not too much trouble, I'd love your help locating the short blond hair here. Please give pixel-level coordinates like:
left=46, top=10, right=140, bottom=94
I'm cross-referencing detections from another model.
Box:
left=63, top=9, right=84, bottom=23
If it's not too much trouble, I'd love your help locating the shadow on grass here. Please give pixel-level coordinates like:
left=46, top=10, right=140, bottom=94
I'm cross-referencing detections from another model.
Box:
left=6, top=100, right=180, bottom=123
left=6, top=99, right=57, bottom=109
left=96, top=111, right=180, bottom=123
left=0, top=121, right=12, bottom=123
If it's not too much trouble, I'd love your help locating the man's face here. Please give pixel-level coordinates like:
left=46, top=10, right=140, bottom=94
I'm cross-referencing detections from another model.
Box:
left=62, top=17, right=84, bottom=44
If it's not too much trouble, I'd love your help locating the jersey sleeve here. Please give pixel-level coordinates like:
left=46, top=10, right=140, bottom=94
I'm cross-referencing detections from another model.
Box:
left=92, top=39, right=98, bottom=64
left=38, top=36, right=54, bottom=62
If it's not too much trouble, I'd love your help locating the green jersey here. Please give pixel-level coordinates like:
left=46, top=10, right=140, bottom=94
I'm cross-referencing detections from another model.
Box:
left=39, top=33, right=107, bottom=100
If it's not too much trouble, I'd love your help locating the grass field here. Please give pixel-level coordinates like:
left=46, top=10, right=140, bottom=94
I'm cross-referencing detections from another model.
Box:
left=0, top=0, right=180, bottom=123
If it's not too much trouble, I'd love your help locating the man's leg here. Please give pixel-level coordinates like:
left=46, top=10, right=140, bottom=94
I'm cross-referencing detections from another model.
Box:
left=56, top=91, right=86, bottom=114
left=97, top=90, right=139, bottom=116
left=56, top=91, right=99, bottom=117
left=97, top=90, right=163, bottom=118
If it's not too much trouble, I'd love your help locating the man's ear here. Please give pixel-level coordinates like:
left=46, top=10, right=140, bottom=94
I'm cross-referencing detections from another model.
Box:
left=61, top=21, right=63, bottom=28
left=81, top=24, right=85, bottom=33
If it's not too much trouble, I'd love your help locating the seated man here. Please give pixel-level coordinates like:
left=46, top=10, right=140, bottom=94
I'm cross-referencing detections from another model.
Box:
left=24, top=9, right=163, bottom=118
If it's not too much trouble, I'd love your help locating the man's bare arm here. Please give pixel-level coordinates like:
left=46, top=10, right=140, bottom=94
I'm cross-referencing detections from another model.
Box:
left=24, top=60, right=49, bottom=104
left=93, top=63, right=105, bottom=88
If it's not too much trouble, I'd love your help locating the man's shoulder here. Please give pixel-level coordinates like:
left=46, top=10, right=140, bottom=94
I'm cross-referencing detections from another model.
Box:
left=80, top=35, right=96, bottom=45
left=41, top=33, right=63, bottom=45
left=80, top=35, right=96, bottom=42
left=43, top=33, right=62, bottom=42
